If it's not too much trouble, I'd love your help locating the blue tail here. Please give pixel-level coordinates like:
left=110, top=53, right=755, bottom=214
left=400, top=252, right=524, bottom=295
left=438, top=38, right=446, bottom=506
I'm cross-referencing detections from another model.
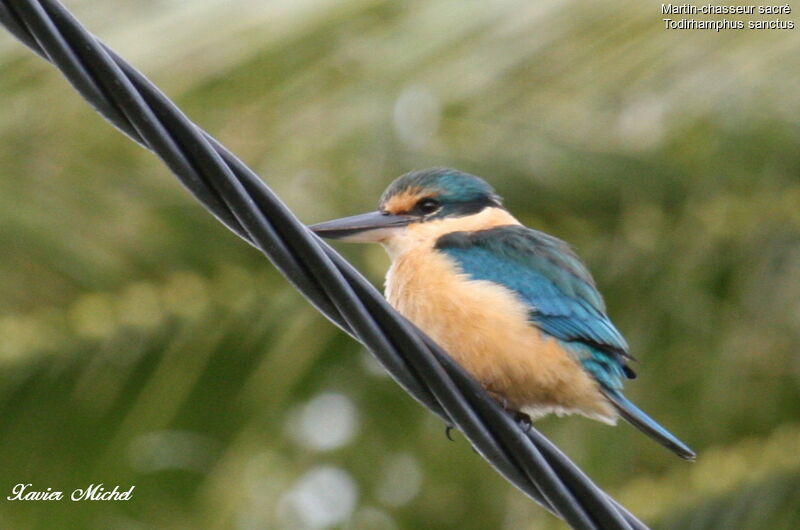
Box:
left=601, top=389, right=696, bottom=461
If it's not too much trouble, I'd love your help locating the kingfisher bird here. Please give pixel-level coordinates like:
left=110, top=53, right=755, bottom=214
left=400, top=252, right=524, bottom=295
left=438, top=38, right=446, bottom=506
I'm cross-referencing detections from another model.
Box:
left=310, top=168, right=695, bottom=460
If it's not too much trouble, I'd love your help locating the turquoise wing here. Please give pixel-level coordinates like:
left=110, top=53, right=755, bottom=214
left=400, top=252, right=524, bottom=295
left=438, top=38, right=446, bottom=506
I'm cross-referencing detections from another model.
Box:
left=435, top=225, right=634, bottom=390
left=435, top=225, right=698, bottom=460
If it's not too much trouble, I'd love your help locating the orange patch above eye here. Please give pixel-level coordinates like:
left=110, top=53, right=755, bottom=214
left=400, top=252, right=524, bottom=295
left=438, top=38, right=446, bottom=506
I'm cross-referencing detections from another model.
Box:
left=382, top=188, right=435, bottom=214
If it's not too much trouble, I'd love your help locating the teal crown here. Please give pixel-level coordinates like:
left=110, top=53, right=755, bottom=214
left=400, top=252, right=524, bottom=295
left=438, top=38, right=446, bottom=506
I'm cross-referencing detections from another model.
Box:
left=380, top=168, right=502, bottom=214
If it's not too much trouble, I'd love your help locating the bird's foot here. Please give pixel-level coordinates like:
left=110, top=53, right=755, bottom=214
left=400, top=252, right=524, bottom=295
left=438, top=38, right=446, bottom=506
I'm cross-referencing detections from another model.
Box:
left=484, top=386, right=510, bottom=410
left=513, top=411, right=533, bottom=432
left=483, top=386, right=531, bottom=431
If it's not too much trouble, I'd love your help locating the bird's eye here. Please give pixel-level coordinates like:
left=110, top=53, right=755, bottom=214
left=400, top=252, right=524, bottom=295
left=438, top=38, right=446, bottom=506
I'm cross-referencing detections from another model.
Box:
left=417, top=198, right=441, bottom=215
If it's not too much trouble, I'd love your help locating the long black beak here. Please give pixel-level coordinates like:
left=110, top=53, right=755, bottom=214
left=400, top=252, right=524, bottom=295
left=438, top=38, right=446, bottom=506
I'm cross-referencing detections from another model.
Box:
left=309, top=211, right=413, bottom=242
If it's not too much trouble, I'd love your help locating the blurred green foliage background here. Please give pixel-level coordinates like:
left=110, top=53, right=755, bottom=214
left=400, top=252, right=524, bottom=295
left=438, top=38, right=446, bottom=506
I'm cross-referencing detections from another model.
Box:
left=1, top=0, right=799, bottom=528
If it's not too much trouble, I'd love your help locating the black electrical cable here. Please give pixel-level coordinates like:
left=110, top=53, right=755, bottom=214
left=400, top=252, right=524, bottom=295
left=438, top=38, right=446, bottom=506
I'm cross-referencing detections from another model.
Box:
left=0, top=1, right=649, bottom=528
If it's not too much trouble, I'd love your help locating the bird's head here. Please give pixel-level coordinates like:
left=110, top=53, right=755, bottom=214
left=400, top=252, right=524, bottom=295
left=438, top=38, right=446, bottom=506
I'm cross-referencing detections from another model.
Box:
left=310, top=168, right=507, bottom=249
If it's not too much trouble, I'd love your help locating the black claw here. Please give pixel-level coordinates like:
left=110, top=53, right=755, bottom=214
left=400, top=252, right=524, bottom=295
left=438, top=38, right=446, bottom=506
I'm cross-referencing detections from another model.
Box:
left=445, top=425, right=455, bottom=441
